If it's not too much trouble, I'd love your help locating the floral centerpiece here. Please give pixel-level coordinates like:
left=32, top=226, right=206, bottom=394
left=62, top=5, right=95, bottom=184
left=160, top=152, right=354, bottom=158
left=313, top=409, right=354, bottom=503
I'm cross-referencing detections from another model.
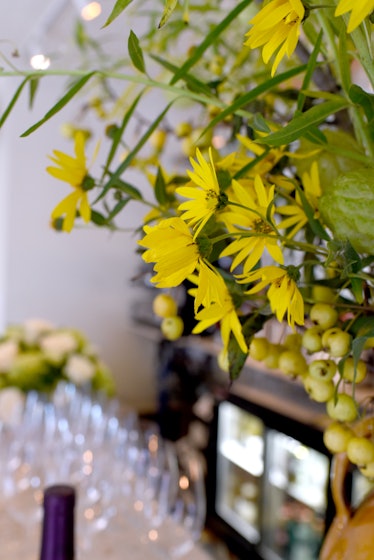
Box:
left=1, top=0, right=374, bottom=489
left=0, top=318, right=115, bottom=421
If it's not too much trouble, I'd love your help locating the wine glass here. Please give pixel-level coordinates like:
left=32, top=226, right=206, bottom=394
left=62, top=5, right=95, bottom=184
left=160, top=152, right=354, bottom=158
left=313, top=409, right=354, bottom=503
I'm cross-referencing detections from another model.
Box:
left=143, top=439, right=207, bottom=558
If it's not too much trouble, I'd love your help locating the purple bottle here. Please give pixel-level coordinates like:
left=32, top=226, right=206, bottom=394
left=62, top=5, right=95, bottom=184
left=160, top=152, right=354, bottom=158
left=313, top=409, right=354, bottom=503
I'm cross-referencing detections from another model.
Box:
left=40, top=485, right=76, bottom=560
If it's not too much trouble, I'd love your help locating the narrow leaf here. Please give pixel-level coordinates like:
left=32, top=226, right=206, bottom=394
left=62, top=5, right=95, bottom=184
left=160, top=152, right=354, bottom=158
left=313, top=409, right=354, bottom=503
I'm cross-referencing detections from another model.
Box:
left=96, top=102, right=174, bottom=201
left=21, top=71, right=97, bottom=137
left=103, top=0, right=134, bottom=27
left=150, top=54, right=212, bottom=95
left=154, top=167, right=168, bottom=205
left=28, top=77, right=40, bottom=109
left=0, top=76, right=30, bottom=129
left=297, top=30, right=323, bottom=113
left=107, top=198, right=131, bottom=221
left=200, top=64, right=308, bottom=136
left=158, top=0, right=178, bottom=28
left=349, top=84, right=374, bottom=122
left=170, top=0, right=253, bottom=85
left=128, top=30, right=146, bottom=74
left=102, top=92, right=143, bottom=180
left=294, top=183, right=331, bottom=242
left=258, top=99, right=350, bottom=147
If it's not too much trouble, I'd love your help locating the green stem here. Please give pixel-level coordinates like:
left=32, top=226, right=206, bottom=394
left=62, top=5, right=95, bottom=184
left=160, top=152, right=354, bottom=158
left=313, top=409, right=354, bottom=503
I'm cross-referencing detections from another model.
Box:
left=316, top=10, right=374, bottom=158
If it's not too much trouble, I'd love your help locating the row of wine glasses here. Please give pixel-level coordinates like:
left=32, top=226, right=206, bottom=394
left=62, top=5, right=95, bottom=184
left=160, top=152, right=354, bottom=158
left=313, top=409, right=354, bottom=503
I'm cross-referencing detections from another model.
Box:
left=0, top=382, right=206, bottom=559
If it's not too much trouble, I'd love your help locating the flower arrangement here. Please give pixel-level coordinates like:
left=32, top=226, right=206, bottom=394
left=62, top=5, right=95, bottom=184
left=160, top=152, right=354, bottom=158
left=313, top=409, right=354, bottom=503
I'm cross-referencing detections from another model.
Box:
left=1, top=1, right=374, bottom=476
left=0, top=318, right=115, bottom=397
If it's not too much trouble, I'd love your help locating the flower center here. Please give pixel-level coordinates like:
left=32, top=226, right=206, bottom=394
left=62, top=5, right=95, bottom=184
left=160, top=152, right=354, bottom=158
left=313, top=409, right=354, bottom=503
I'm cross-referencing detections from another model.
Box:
left=253, top=219, right=273, bottom=234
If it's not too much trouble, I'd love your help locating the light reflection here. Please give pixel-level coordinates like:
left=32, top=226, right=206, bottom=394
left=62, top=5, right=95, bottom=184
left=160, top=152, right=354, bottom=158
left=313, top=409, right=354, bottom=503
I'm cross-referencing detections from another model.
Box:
left=81, top=2, right=102, bottom=21
left=148, top=529, right=159, bottom=541
left=179, top=475, right=189, bottom=490
left=30, top=54, right=51, bottom=70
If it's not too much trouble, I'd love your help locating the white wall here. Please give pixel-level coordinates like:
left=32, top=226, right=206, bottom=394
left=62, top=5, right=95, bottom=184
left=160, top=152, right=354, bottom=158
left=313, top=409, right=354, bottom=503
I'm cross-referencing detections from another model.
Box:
left=0, top=72, right=159, bottom=413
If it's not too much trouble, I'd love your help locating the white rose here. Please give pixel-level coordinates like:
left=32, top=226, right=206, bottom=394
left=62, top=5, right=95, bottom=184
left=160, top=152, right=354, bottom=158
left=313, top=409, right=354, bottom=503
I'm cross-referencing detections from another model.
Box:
left=64, top=354, right=95, bottom=385
left=0, top=340, right=19, bottom=372
left=0, top=387, right=25, bottom=426
left=40, top=331, right=79, bottom=363
left=22, top=318, right=55, bottom=345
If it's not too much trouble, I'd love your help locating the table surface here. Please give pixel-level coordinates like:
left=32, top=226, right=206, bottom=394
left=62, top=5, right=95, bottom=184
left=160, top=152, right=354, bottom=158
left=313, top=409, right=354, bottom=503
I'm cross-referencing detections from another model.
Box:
left=0, top=504, right=232, bottom=560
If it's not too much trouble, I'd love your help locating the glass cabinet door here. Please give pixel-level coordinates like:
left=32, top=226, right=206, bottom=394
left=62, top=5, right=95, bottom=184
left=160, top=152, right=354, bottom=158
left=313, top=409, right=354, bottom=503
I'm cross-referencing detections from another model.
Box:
left=260, top=429, right=329, bottom=560
left=215, top=401, right=265, bottom=544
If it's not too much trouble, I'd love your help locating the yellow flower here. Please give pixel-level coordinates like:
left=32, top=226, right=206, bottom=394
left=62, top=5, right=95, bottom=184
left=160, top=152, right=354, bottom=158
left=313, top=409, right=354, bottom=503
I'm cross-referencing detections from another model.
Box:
left=192, top=273, right=248, bottom=354
left=188, top=261, right=228, bottom=313
left=335, top=0, right=374, bottom=32
left=277, top=162, right=321, bottom=238
left=177, top=148, right=228, bottom=238
left=241, top=265, right=304, bottom=329
left=220, top=175, right=284, bottom=273
left=245, top=0, right=305, bottom=76
left=138, top=217, right=201, bottom=287
left=47, top=132, right=95, bottom=232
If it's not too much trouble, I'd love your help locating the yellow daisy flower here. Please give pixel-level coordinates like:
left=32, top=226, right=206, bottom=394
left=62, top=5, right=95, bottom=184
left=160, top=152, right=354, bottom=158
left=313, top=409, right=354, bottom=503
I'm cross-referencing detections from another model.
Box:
left=188, top=261, right=228, bottom=313
left=220, top=175, right=284, bottom=273
left=192, top=273, right=248, bottom=354
left=138, top=217, right=201, bottom=288
left=277, top=162, right=321, bottom=238
left=245, top=0, right=305, bottom=76
left=47, top=132, right=96, bottom=232
left=335, top=0, right=374, bottom=32
left=242, top=265, right=304, bottom=329
left=177, top=148, right=228, bottom=238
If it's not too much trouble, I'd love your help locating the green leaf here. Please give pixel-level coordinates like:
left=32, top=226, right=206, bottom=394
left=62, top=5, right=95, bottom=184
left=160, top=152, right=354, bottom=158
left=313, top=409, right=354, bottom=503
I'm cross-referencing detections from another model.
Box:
left=103, top=0, right=134, bottom=27
left=110, top=177, right=143, bottom=200
left=128, top=30, right=146, bottom=74
left=107, top=198, right=131, bottom=221
left=158, top=0, right=178, bottom=28
left=349, top=84, right=374, bottom=123
left=258, top=99, right=350, bottom=147
left=297, top=30, right=323, bottom=113
left=21, top=71, right=97, bottom=137
left=170, top=0, right=253, bottom=85
left=228, top=312, right=268, bottom=380
left=0, top=76, right=31, bottom=129
left=150, top=54, right=212, bottom=95
left=28, top=77, right=40, bottom=109
left=294, top=182, right=331, bottom=242
left=201, top=64, right=308, bottom=136
left=102, top=91, right=144, bottom=180
left=154, top=167, right=168, bottom=206
left=90, top=210, right=108, bottom=226
left=96, top=102, right=174, bottom=201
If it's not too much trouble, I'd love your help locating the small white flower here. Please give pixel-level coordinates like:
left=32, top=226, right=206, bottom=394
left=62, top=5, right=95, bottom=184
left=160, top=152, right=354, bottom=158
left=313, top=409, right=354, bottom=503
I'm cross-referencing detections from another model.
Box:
left=40, top=331, right=79, bottom=363
left=0, top=340, right=19, bottom=372
left=64, top=354, right=95, bottom=385
left=0, top=387, right=25, bottom=425
left=22, top=318, right=55, bottom=345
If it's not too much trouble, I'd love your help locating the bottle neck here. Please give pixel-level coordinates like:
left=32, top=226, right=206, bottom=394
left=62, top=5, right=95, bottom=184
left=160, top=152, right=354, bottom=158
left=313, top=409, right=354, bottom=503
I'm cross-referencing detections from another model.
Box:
left=40, top=484, right=75, bottom=560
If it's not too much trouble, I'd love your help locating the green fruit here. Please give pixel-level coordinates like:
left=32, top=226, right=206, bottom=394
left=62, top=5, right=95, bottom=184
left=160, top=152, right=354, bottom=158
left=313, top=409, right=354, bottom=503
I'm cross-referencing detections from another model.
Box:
left=283, top=333, right=302, bottom=350
left=304, top=375, right=335, bottom=402
left=263, top=344, right=284, bottom=369
left=278, top=350, right=307, bottom=377
left=322, top=328, right=351, bottom=357
left=359, top=462, right=374, bottom=479
left=302, top=326, right=323, bottom=353
left=161, top=316, right=184, bottom=340
left=153, top=293, right=178, bottom=318
left=319, top=169, right=374, bottom=255
left=323, top=422, right=353, bottom=454
left=326, top=394, right=358, bottom=423
left=249, top=337, right=269, bottom=361
left=347, top=437, right=374, bottom=466
left=312, top=285, right=336, bottom=304
left=310, top=303, right=338, bottom=330
left=341, top=357, right=367, bottom=384
left=309, top=359, right=337, bottom=381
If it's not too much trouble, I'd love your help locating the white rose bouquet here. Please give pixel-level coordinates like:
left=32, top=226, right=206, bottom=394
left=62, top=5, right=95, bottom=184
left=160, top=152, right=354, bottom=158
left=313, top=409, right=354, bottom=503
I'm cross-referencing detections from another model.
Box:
left=0, top=318, right=115, bottom=397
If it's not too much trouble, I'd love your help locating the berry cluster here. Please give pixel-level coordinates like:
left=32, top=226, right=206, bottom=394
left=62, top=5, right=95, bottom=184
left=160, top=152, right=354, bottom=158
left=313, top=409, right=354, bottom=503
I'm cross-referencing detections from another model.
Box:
left=249, top=300, right=374, bottom=479
left=152, top=293, right=184, bottom=341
